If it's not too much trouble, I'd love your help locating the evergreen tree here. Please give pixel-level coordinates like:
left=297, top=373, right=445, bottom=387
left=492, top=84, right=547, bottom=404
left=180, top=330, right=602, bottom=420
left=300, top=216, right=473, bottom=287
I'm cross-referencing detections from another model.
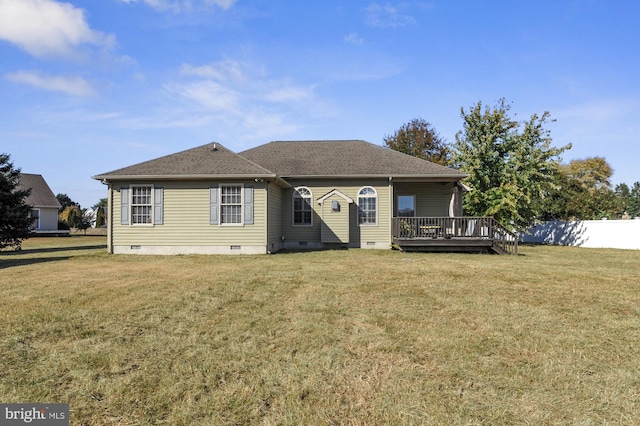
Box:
left=0, top=153, right=33, bottom=250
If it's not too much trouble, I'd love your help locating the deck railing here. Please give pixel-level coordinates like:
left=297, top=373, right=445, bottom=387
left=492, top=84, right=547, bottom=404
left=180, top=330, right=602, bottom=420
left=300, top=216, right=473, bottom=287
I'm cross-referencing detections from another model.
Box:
left=392, top=217, right=518, bottom=255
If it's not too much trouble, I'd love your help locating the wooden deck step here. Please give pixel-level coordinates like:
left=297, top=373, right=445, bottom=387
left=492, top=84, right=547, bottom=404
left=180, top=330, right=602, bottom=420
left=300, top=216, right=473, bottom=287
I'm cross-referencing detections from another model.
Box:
left=393, top=237, right=499, bottom=254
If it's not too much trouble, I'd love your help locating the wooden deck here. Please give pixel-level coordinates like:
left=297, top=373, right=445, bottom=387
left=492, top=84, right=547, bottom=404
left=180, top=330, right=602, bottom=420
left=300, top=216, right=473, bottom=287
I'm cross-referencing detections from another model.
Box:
left=392, top=217, right=518, bottom=255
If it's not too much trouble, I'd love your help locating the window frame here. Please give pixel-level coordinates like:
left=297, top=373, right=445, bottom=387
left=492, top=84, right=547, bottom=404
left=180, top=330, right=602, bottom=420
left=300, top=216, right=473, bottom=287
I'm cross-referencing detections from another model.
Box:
left=130, top=184, right=154, bottom=226
left=397, top=195, right=416, bottom=218
left=358, top=186, right=378, bottom=226
left=28, top=208, right=40, bottom=230
left=219, top=183, right=244, bottom=226
left=292, top=186, right=313, bottom=227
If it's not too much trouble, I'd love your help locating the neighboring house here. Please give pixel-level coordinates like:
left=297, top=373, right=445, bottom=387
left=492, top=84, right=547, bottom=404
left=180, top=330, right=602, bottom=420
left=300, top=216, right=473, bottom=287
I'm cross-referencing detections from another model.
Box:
left=93, top=140, right=470, bottom=255
left=16, top=173, right=63, bottom=234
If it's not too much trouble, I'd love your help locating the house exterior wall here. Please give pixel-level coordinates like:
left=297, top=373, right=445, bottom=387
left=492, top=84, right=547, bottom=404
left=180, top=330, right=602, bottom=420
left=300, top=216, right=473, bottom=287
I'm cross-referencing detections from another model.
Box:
left=320, top=193, right=351, bottom=243
left=282, top=178, right=392, bottom=250
left=109, top=180, right=268, bottom=255
left=266, top=182, right=283, bottom=253
left=393, top=182, right=454, bottom=217
left=34, top=207, right=59, bottom=231
left=104, top=178, right=458, bottom=255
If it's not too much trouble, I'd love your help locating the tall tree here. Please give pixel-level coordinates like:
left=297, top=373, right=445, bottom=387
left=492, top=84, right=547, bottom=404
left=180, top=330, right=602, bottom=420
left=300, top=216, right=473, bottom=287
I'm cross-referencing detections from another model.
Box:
left=561, top=157, right=617, bottom=219
left=92, top=198, right=108, bottom=227
left=383, top=118, right=451, bottom=165
left=615, top=182, right=640, bottom=217
left=539, top=158, right=631, bottom=220
left=452, top=99, right=571, bottom=232
left=0, top=153, right=33, bottom=250
left=56, top=193, right=79, bottom=211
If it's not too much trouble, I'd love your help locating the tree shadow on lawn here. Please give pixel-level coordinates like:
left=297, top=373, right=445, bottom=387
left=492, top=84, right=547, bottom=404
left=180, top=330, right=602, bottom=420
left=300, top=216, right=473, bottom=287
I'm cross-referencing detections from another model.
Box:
left=0, top=244, right=106, bottom=255
left=0, top=255, right=72, bottom=270
left=0, top=243, right=106, bottom=270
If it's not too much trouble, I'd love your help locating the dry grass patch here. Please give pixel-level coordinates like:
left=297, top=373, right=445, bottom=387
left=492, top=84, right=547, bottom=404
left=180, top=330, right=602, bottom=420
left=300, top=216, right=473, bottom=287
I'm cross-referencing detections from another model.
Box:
left=1, top=237, right=640, bottom=424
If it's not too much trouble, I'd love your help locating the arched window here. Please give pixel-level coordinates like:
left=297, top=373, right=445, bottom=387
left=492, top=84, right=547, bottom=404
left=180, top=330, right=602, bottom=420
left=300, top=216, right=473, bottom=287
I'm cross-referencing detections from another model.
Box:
left=358, top=186, right=377, bottom=225
left=293, top=187, right=312, bottom=226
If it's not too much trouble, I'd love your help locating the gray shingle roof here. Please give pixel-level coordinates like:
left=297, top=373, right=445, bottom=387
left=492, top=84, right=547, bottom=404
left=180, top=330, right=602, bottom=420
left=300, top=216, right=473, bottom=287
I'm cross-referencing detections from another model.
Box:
left=240, top=140, right=466, bottom=178
left=94, top=143, right=275, bottom=179
left=17, top=174, right=61, bottom=208
left=94, top=140, right=466, bottom=182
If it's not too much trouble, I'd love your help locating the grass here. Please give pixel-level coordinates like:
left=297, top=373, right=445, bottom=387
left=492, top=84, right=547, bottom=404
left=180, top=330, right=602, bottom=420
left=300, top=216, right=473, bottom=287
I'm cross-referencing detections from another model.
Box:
left=1, top=237, right=639, bottom=425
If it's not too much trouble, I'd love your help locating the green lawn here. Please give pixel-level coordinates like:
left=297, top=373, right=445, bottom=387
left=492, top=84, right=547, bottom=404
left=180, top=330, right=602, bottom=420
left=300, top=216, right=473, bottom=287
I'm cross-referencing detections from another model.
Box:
left=1, top=237, right=639, bottom=425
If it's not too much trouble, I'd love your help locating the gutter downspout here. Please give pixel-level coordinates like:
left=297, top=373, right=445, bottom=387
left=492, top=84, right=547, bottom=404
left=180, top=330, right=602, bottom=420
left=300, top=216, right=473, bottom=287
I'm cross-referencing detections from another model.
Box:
left=103, top=181, right=113, bottom=254
left=265, top=182, right=270, bottom=254
left=389, top=177, right=393, bottom=244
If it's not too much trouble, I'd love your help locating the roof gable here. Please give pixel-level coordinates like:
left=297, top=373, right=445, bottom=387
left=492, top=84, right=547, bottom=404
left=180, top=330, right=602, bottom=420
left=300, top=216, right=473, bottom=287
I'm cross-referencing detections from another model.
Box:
left=94, top=143, right=275, bottom=179
left=240, top=140, right=466, bottom=179
left=17, top=174, right=61, bottom=208
left=316, top=189, right=354, bottom=205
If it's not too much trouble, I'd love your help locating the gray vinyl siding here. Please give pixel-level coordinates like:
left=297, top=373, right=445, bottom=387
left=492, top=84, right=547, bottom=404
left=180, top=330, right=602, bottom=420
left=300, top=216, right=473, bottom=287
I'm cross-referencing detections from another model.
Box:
left=283, top=178, right=391, bottom=247
left=320, top=193, right=350, bottom=243
left=111, top=180, right=266, bottom=247
left=393, top=182, right=454, bottom=217
left=37, top=207, right=59, bottom=231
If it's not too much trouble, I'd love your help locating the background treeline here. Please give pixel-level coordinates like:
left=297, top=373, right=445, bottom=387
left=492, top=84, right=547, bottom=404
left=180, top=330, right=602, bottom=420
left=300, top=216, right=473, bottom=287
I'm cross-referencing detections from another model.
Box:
left=384, top=100, right=639, bottom=231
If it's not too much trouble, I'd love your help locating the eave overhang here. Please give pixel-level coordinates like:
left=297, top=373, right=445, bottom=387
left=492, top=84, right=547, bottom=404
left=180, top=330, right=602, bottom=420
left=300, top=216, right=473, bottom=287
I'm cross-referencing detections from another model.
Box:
left=92, top=174, right=292, bottom=188
left=279, top=173, right=468, bottom=182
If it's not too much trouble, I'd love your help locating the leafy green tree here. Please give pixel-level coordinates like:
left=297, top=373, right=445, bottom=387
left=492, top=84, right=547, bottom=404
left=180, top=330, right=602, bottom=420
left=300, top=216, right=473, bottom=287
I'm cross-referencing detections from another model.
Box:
left=630, top=182, right=640, bottom=217
left=615, top=182, right=640, bottom=218
left=92, top=198, right=107, bottom=210
left=74, top=208, right=95, bottom=234
left=562, top=157, right=617, bottom=219
left=452, top=99, right=571, bottom=232
left=537, top=157, right=626, bottom=220
left=56, top=193, right=79, bottom=211
left=0, top=153, right=33, bottom=250
left=65, top=206, right=79, bottom=228
left=92, top=198, right=107, bottom=228
left=63, top=206, right=95, bottom=234
left=94, top=206, right=105, bottom=228
left=383, top=118, right=451, bottom=165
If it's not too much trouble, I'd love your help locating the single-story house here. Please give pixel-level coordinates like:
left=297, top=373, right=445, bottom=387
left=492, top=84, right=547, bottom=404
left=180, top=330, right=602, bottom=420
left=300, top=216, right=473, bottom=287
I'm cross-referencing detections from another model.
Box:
left=17, top=173, right=63, bottom=234
left=93, top=140, right=476, bottom=255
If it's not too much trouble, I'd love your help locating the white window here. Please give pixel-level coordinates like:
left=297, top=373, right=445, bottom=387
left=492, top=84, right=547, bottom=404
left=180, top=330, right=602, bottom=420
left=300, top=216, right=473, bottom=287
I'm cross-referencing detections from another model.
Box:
left=358, top=187, right=377, bottom=225
left=131, top=186, right=153, bottom=224
left=220, top=184, right=243, bottom=224
left=293, top=187, right=312, bottom=226
left=28, top=209, right=40, bottom=230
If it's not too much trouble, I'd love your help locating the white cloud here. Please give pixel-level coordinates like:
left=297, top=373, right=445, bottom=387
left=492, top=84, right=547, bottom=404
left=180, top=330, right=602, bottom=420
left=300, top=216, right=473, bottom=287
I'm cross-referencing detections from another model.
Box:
left=242, top=112, right=301, bottom=140
left=264, top=86, right=314, bottom=103
left=155, top=60, right=319, bottom=143
left=5, top=70, right=96, bottom=96
left=175, top=60, right=315, bottom=107
left=118, top=0, right=237, bottom=13
left=180, top=60, right=245, bottom=82
left=0, top=0, right=115, bottom=58
left=344, top=32, right=364, bottom=46
left=366, top=3, right=415, bottom=28
left=167, top=80, right=240, bottom=112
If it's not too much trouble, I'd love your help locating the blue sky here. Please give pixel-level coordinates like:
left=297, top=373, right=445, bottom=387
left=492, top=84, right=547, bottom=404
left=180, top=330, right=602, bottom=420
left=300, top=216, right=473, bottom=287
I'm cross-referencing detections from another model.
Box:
left=1, top=0, right=638, bottom=208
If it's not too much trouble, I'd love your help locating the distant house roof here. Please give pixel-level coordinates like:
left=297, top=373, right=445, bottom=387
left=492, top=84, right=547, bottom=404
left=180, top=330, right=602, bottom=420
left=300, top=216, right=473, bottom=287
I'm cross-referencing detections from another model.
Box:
left=240, top=140, right=466, bottom=179
left=93, top=143, right=277, bottom=180
left=17, top=174, right=61, bottom=208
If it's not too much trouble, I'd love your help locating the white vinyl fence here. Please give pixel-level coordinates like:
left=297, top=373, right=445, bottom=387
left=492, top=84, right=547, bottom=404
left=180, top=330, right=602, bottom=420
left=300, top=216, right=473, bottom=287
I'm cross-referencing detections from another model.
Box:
left=524, top=219, right=640, bottom=250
